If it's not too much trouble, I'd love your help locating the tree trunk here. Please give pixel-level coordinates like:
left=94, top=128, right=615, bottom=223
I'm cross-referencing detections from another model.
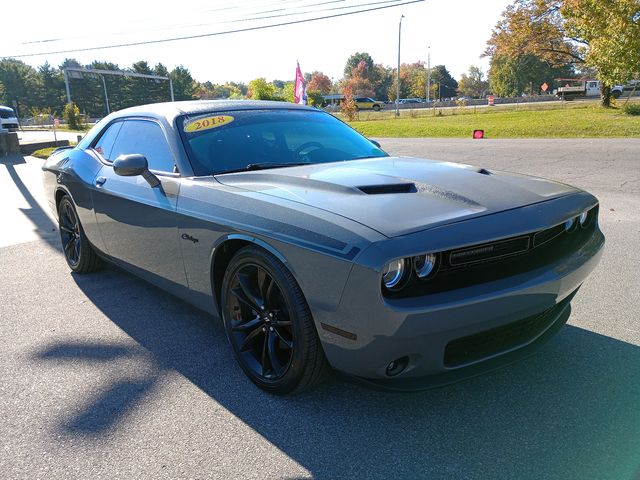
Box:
left=601, top=84, right=611, bottom=107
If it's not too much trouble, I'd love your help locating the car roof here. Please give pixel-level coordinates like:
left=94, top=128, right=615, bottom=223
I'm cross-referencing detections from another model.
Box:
left=110, top=100, right=316, bottom=123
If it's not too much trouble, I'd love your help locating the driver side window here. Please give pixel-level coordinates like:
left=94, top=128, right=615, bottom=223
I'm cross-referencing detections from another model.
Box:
left=109, top=119, right=176, bottom=173
left=93, top=121, right=123, bottom=161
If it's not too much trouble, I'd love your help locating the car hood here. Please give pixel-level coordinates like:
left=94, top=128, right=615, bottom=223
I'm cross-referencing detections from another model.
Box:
left=215, top=157, right=579, bottom=238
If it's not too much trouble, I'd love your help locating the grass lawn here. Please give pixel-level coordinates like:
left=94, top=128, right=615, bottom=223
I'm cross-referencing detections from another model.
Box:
left=347, top=101, right=640, bottom=138
left=31, top=147, right=58, bottom=159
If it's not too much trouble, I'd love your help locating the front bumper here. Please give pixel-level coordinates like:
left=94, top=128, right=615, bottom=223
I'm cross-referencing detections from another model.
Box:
left=315, top=224, right=604, bottom=388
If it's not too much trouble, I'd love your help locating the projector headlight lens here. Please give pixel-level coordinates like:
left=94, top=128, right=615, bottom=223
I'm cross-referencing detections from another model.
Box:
left=564, top=217, right=576, bottom=232
left=381, top=259, right=407, bottom=289
left=579, top=210, right=589, bottom=226
left=414, top=253, right=438, bottom=279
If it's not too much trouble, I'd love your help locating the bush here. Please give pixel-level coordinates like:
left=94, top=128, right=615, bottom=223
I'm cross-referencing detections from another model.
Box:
left=63, top=102, right=85, bottom=130
left=340, top=86, right=358, bottom=121
left=623, top=103, right=640, bottom=116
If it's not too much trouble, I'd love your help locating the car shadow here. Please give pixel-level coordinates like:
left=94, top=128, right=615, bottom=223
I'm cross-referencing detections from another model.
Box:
left=27, top=261, right=640, bottom=479
left=1, top=154, right=60, bottom=250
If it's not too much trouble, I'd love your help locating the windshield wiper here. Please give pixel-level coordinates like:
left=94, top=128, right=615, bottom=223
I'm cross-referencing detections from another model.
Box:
left=216, top=162, right=311, bottom=175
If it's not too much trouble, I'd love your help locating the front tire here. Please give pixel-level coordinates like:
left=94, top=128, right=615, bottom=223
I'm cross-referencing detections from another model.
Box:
left=221, top=246, right=330, bottom=394
left=58, top=196, right=103, bottom=274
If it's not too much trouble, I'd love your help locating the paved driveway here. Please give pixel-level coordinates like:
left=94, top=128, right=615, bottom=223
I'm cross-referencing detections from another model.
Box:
left=1, top=139, right=639, bottom=479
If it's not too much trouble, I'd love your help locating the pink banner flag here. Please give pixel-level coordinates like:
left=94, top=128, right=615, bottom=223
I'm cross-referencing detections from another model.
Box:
left=294, top=62, right=307, bottom=105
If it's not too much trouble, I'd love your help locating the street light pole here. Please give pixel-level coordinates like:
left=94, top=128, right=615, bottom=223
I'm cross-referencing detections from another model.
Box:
left=395, top=14, right=404, bottom=117
left=426, top=46, right=431, bottom=103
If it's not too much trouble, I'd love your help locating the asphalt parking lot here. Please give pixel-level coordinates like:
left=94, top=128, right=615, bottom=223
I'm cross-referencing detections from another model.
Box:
left=1, top=138, right=639, bottom=480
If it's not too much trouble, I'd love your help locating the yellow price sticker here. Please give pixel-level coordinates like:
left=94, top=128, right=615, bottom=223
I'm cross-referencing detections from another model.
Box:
left=184, top=115, right=234, bottom=133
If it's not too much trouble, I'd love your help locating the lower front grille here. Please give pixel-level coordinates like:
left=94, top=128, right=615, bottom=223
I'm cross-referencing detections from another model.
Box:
left=443, top=296, right=571, bottom=368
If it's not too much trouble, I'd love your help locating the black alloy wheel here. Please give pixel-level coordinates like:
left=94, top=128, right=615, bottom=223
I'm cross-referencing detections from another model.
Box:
left=227, top=263, right=294, bottom=381
left=57, top=196, right=102, bottom=273
left=221, top=246, right=330, bottom=394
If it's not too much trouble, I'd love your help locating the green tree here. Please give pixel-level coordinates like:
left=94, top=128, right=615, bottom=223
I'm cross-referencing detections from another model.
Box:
left=91, top=61, right=125, bottom=114
left=307, top=90, right=324, bottom=107
left=372, top=64, right=393, bottom=101
left=485, top=0, right=640, bottom=106
left=170, top=66, right=196, bottom=101
left=0, top=58, right=40, bottom=117
left=428, top=65, right=458, bottom=99
left=59, top=58, right=104, bottom=117
left=248, top=78, right=277, bottom=100
left=63, top=102, right=85, bottom=130
left=489, top=55, right=573, bottom=96
left=279, top=82, right=295, bottom=102
left=151, top=62, right=172, bottom=103
left=458, top=66, right=490, bottom=98
left=562, top=0, right=640, bottom=100
left=36, top=62, right=65, bottom=113
left=344, top=52, right=375, bottom=78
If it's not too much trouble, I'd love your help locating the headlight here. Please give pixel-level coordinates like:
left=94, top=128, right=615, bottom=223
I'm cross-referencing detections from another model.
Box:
left=414, top=253, right=438, bottom=279
left=579, top=210, right=592, bottom=227
left=381, top=258, right=408, bottom=289
left=564, top=217, right=576, bottom=232
left=579, top=211, right=588, bottom=225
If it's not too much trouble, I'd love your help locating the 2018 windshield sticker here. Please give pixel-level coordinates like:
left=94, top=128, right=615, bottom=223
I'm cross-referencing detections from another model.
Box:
left=184, top=115, right=234, bottom=133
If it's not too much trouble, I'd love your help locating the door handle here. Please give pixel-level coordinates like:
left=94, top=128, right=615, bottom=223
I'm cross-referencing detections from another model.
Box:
left=95, top=176, right=107, bottom=187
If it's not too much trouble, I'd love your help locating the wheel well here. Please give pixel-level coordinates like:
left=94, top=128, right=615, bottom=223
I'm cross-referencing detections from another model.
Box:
left=55, top=189, right=67, bottom=211
left=211, top=239, right=252, bottom=314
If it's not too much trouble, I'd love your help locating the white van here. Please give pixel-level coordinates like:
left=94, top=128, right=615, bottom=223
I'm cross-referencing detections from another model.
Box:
left=0, top=106, right=19, bottom=131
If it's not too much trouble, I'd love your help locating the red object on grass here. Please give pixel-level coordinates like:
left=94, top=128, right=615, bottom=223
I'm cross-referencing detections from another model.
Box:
left=473, top=130, right=485, bottom=139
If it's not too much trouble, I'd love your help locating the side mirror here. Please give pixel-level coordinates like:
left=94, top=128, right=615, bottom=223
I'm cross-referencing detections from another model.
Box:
left=113, top=154, right=148, bottom=176
left=112, top=154, right=160, bottom=188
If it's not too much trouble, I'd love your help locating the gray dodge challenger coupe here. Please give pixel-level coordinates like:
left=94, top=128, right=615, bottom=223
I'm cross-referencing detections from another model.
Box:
left=43, top=100, right=604, bottom=394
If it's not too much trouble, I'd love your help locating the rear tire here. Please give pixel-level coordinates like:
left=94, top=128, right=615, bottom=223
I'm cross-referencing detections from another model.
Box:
left=58, top=196, right=103, bottom=274
left=221, top=245, right=331, bottom=394
left=373, top=104, right=381, bottom=111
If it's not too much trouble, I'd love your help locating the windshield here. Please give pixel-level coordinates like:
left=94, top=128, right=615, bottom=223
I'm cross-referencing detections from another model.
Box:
left=179, top=108, right=387, bottom=176
left=0, top=107, right=16, bottom=119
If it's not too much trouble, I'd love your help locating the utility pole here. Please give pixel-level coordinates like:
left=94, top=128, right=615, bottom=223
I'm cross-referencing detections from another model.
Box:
left=396, top=14, right=404, bottom=117
left=100, top=75, right=110, bottom=115
left=64, top=69, right=71, bottom=104
left=426, top=46, right=431, bottom=103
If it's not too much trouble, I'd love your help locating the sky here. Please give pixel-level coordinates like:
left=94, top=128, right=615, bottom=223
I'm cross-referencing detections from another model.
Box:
left=2, top=0, right=511, bottom=85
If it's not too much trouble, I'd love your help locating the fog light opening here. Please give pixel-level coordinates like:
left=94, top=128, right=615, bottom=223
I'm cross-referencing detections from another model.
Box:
left=385, top=356, right=410, bottom=377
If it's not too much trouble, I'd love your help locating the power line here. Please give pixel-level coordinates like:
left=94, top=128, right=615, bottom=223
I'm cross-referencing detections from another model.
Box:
left=19, top=0, right=341, bottom=46
left=227, top=0, right=406, bottom=24
left=3, top=0, right=424, bottom=58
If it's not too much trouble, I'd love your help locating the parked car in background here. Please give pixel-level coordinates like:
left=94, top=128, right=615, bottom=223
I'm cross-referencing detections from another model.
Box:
left=0, top=106, right=19, bottom=131
left=42, top=100, right=604, bottom=395
left=354, top=97, right=383, bottom=111
left=398, top=98, right=424, bottom=104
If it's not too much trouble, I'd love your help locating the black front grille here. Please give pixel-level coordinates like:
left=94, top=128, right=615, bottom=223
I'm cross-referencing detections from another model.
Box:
left=443, top=295, right=571, bottom=367
left=449, top=236, right=530, bottom=265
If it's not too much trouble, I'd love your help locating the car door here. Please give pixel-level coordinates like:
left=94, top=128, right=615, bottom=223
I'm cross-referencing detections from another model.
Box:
left=91, top=118, right=187, bottom=288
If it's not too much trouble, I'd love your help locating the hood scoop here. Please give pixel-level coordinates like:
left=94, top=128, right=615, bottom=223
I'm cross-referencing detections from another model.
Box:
left=357, top=183, right=416, bottom=195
